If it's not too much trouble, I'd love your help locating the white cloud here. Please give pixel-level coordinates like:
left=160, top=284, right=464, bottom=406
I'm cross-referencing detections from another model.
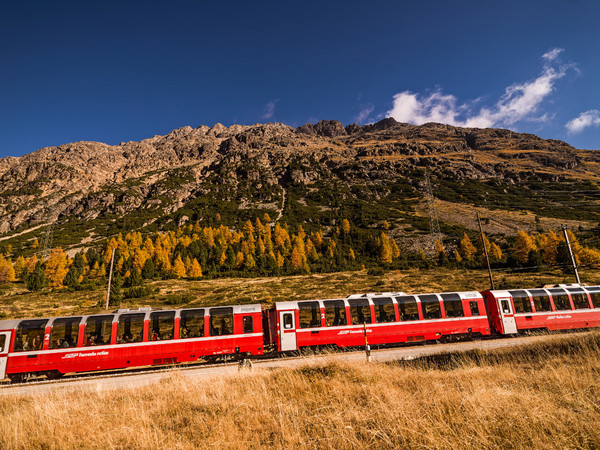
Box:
left=542, top=48, right=563, bottom=62
left=355, top=104, right=375, bottom=124
left=565, top=110, right=600, bottom=134
left=386, top=48, right=571, bottom=129
left=262, top=100, right=279, bottom=120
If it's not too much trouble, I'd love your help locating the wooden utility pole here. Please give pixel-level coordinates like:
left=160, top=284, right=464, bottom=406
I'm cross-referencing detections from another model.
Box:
left=363, top=322, right=371, bottom=363
left=477, top=212, right=495, bottom=290
left=105, top=248, right=116, bottom=310
left=562, top=225, right=581, bottom=284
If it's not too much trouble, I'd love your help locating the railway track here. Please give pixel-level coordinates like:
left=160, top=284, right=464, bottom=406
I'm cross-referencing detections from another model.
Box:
left=0, top=331, right=589, bottom=396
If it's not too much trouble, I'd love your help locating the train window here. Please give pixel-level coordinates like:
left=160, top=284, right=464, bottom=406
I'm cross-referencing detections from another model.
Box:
left=283, top=313, right=293, bottom=329
left=84, top=315, right=113, bottom=346
left=500, top=300, right=511, bottom=314
left=396, top=296, right=419, bottom=321
left=584, top=287, right=600, bottom=308
left=243, top=316, right=253, bottom=333
left=528, top=289, right=552, bottom=313
left=441, top=294, right=464, bottom=318
left=180, top=309, right=205, bottom=338
left=14, top=319, right=48, bottom=352
left=419, top=295, right=442, bottom=320
left=117, top=313, right=145, bottom=344
left=567, top=288, right=590, bottom=309
left=298, top=302, right=322, bottom=328
left=0, top=335, right=5, bottom=353
left=508, top=290, right=533, bottom=313
left=469, top=301, right=480, bottom=316
left=549, top=288, right=572, bottom=311
left=324, top=300, right=347, bottom=326
left=210, top=307, right=234, bottom=336
left=348, top=299, right=372, bottom=325
left=148, top=311, right=175, bottom=341
left=373, top=297, right=396, bottom=323
left=50, top=317, right=81, bottom=349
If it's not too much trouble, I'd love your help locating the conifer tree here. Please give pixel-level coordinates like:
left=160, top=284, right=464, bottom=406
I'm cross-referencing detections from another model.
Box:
left=108, top=274, right=123, bottom=307
left=142, top=258, right=155, bottom=279
left=128, top=268, right=143, bottom=286
left=63, top=265, right=80, bottom=287
left=27, top=261, right=46, bottom=292
left=245, top=253, right=256, bottom=269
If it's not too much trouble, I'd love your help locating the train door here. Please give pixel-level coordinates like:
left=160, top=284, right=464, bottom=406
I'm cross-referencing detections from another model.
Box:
left=498, top=298, right=518, bottom=334
left=279, top=311, right=297, bottom=351
left=0, top=331, right=11, bottom=380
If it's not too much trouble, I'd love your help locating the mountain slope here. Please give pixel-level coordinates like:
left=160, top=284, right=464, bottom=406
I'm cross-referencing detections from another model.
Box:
left=1, top=118, right=599, bottom=252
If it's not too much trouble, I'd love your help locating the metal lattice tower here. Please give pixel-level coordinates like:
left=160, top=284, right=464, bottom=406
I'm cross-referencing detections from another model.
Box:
left=424, top=169, right=441, bottom=247
left=39, top=198, right=60, bottom=260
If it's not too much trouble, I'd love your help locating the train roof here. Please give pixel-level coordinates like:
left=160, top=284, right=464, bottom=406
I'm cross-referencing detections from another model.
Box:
left=0, top=303, right=262, bottom=329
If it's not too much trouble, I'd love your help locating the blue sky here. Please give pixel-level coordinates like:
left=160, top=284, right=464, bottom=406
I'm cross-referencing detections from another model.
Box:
left=1, top=0, right=600, bottom=158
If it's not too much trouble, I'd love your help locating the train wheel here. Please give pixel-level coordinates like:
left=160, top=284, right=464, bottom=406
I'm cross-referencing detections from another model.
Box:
left=45, top=370, right=63, bottom=380
left=8, top=374, right=24, bottom=383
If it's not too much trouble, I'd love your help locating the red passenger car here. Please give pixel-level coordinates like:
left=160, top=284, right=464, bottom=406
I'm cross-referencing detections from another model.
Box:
left=0, top=304, right=263, bottom=381
left=266, top=291, right=490, bottom=352
left=482, top=284, right=600, bottom=335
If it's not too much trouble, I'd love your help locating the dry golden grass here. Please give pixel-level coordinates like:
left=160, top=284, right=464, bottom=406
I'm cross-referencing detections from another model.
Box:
left=417, top=198, right=595, bottom=235
left=1, top=332, right=600, bottom=448
left=1, top=267, right=598, bottom=320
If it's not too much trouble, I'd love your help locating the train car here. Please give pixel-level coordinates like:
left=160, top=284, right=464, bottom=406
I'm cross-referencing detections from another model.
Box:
left=0, top=304, right=263, bottom=382
left=266, top=290, right=490, bottom=352
left=482, top=284, right=600, bottom=335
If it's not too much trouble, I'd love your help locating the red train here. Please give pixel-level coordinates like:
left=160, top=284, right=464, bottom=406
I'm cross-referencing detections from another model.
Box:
left=0, top=283, right=598, bottom=382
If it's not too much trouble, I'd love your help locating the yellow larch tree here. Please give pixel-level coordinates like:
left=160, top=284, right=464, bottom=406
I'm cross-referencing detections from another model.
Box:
left=172, top=255, right=186, bottom=279
left=44, top=248, right=70, bottom=288
left=341, top=219, right=351, bottom=234
left=13, top=256, right=25, bottom=279
left=515, top=231, right=536, bottom=264
left=541, top=230, right=560, bottom=265
left=0, top=256, right=16, bottom=283
left=379, top=232, right=393, bottom=264
left=188, top=258, right=203, bottom=278
left=489, top=242, right=503, bottom=262
left=235, top=251, right=245, bottom=269
left=459, top=233, right=477, bottom=262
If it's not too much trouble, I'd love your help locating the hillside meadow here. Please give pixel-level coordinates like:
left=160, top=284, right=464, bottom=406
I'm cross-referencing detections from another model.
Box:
left=0, top=267, right=598, bottom=320
left=0, top=332, right=599, bottom=448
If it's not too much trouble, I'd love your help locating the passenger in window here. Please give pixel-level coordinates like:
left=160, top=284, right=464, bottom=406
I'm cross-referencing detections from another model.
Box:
left=32, top=334, right=42, bottom=350
left=357, top=309, right=365, bottom=324
left=333, top=312, right=341, bottom=326
left=61, top=339, right=71, bottom=348
left=180, top=326, right=189, bottom=338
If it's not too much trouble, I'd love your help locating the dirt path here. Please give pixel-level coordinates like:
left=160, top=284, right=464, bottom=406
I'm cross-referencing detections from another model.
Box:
left=0, top=332, right=587, bottom=396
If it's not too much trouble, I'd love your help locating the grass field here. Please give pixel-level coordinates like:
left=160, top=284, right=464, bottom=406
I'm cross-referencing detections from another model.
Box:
left=0, top=332, right=599, bottom=448
left=0, top=267, right=598, bottom=320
